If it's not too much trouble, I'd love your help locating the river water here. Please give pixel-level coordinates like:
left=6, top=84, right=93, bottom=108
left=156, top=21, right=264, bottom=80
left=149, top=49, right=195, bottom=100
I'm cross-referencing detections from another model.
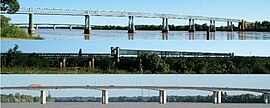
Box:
left=33, top=29, right=270, bottom=40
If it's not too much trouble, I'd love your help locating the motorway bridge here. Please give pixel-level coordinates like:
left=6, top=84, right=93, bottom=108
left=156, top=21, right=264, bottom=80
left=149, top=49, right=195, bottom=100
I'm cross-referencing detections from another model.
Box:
left=1, top=85, right=269, bottom=105
left=1, top=7, right=247, bottom=35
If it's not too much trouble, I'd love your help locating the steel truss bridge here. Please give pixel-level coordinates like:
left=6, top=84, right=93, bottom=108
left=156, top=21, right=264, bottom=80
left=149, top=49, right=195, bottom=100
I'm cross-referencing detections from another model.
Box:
left=1, top=7, right=241, bottom=22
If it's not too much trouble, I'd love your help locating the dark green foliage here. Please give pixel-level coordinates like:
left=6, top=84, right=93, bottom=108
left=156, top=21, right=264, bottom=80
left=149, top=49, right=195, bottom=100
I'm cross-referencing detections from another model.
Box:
left=138, top=53, right=169, bottom=73
left=2, top=45, right=270, bottom=74
left=1, top=0, right=20, bottom=14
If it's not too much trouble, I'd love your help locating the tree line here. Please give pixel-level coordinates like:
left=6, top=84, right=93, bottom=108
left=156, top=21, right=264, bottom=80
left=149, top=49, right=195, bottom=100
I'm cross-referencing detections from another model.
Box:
left=1, top=93, right=267, bottom=103
left=1, top=45, right=270, bottom=74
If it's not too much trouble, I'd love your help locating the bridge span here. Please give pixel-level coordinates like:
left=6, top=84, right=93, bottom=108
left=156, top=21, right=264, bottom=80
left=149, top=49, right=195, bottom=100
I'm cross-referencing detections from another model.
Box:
left=1, top=7, right=247, bottom=35
left=1, top=85, right=269, bottom=105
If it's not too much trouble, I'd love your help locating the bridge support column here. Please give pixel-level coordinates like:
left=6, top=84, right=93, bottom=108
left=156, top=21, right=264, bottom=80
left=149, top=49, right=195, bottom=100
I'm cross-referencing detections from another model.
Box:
left=53, top=25, right=56, bottom=30
left=239, top=19, right=245, bottom=31
left=35, top=25, right=39, bottom=30
left=227, top=21, right=233, bottom=31
left=115, top=47, right=120, bottom=63
left=210, top=20, right=216, bottom=32
left=40, top=90, right=46, bottom=104
left=263, top=93, right=269, bottom=104
left=162, top=18, right=169, bottom=33
left=69, top=25, right=72, bottom=30
left=84, top=15, right=92, bottom=34
left=102, top=89, right=108, bottom=104
left=60, top=58, right=66, bottom=70
left=213, top=91, right=222, bottom=104
left=128, top=16, right=135, bottom=33
left=159, top=90, right=167, bottom=104
left=91, top=57, right=95, bottom=69
left=189, top=19, right=195, bottom=32
left=28, top=13, right=35, bottom=35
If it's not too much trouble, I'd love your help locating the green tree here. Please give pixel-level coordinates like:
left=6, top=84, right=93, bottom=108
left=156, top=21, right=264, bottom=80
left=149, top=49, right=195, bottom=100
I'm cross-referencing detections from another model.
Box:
left=138, top=53, right=169, bottom=73
left=1, top=0, right=20, bottom=14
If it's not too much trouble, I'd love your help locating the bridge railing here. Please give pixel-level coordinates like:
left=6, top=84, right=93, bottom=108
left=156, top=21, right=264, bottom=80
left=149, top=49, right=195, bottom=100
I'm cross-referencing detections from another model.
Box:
left=0, top=7, right=242, bottom=22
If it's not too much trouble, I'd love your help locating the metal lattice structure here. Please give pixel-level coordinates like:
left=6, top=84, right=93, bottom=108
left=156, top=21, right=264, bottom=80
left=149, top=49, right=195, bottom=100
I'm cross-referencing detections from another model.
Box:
left=1, top=7, right=242, bottom=22
left=119, top=49, right=234, bottom=57
left=0, top=53, right=111, bottom=59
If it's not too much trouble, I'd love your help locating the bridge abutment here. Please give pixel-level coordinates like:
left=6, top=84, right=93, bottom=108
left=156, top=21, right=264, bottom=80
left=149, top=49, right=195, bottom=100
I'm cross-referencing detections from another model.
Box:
left=28, top=13, right=35, bottom=35
left=84, top=15, right=92, bottom=34
left=159, top=90, right=167, bottom=104
left=213, top=91, right=222, bottom=104
left=40, top=90, right=46, bottom=104
left=189, top=19, right=195, bottom=32
left=264, top=93, right=269, bottom=104
left=102, top=89, right=108, bottom=104
left=128, top=16, right=135, bottom=33
left=162, top=18, right=169, bottom=33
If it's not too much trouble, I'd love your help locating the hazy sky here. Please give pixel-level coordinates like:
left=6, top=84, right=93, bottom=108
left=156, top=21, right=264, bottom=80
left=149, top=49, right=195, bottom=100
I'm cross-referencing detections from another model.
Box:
left=4, top=0, right=270, bottom=26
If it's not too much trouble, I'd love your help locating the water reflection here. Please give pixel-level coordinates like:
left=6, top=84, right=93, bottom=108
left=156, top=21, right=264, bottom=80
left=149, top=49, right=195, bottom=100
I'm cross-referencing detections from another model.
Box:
left=33, top=29, right=270, bottom=40
left=162, top=33, right=168, bottom=40
left=227, top=32, right=233, bottom=40
left=189, top=32, right=195, bottom=40
left=128, top=33, right=135, bottom=40
left=84, top=34, right=91, bottom=40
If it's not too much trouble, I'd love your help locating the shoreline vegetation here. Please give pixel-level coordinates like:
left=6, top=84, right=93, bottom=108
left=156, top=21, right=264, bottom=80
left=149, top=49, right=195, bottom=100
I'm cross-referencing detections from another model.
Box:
left=1, top=45, right=270, bottom=74
left=15, top=21, right=270, bottom=32
left=0, top=15, right=44, bottom=40
left=1, top=93, right=267, bottom=103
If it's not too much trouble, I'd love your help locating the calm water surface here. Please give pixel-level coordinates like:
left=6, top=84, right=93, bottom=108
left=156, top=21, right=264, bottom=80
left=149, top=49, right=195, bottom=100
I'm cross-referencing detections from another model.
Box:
left=33, top=29, right=270, bottom=40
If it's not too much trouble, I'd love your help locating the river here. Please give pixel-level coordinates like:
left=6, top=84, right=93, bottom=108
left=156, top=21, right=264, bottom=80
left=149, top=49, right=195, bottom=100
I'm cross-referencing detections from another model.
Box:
left=32, top=29, right=270, bottom=40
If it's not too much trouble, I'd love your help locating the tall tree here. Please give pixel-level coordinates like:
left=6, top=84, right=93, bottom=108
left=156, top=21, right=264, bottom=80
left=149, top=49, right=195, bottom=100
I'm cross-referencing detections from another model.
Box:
left=1, top=0, right=20, bottom=14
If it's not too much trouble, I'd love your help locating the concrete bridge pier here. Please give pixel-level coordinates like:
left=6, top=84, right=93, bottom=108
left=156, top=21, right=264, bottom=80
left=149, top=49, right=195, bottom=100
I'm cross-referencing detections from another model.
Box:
left=210, top=20, right=216, bottom=32
left=162, top=18, right=169, bottom=33
left=238, top=19, right=245, bottom=31
left=84, top=15, right=92, bottom=34
left=102, top=89, right=108, bottom=104
left=60, top=58, right=66, bottom=70
left=91, top=57, right=95, bottom=69
left=53, top=25, right=56, bottom=30
left=159, top=90, right=167, bottom=104
left=213, top=91, right=222, bottom=104
left=227, top=21, right=233, bottom=31
left=189, top=19, right=195, bottom=32
left=28, top=13, right=35, bottom=35
left=35, top=25, right=39, bottom=30
left=115, top=47, right=120, bottom=63
left=128, top=16, right=135, bottom=33
left=69, top=25, right=72, bottom=30
left=40, top=90, right=46, bottom=104
left=263, top=93, right=269, bottom=104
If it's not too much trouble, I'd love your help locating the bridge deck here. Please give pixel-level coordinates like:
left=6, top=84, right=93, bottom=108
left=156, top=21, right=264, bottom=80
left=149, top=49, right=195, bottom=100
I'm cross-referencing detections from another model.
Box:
left=1, top=7, right=241, bottom=22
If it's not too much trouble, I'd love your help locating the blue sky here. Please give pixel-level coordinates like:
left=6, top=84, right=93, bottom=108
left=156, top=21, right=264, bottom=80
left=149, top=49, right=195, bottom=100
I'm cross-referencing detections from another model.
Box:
left=5, top=0, right=270, bottom=26
left=1, top=40, right=270, bottom=56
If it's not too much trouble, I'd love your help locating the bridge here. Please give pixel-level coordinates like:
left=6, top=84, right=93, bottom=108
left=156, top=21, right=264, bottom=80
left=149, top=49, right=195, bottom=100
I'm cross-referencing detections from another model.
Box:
left=1, top=47, right=234, bottom=70
left=1, top=85, right=269, bottom=105
left=10, top=23, right=84, bottom=30
left=1, top=7, right=246, bottom=35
